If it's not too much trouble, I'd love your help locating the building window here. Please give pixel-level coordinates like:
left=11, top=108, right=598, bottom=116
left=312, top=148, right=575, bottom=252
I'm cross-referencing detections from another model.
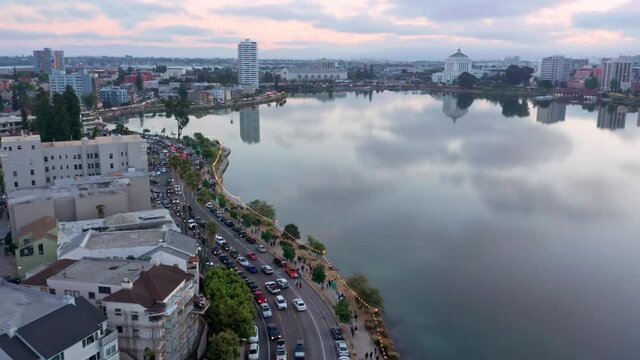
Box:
left=13, top=182, right=18, bottom=188
left=120, top=152, right=123, bottom=156
left=94, top=152, right=98, bottom=158
left=114, top=308, right=122, bottom=316
left=110, top=163, right=114, bottom=169
left=31, top=180, right=35, bottom=186
left=46, top=177, right=50, bottom=183
left=50, top=352, right=65, bottom=360
left=45, top=167, right=49, bottom=172
left=12, top=171, right=16, bottom=177
left=73, top=290, right=80, bottom=297
left=38, top=243, right=44, bottom=255
left=44, top=157, right=48, bottom=162
left=49, top=288, right=56, bottom=295
left=109, top=153, right=113, bottom=159
left=116, top=326, right=123, bottom=334
left=86, top=351, right=100, bottom=360
left=131, top=312, right=139, bottom=321
left=73, top=155, right=76, bottom=160
left=105, top=345, right=117, bottom=357
left=30, top=169, right=34, bottom=175
left=132, top=329, right=140, bottom=338
left=52, top=166, right=55, bottom=170
left=74, top=165, right=78, bottom=170
left=19, top=245, right=33, bottom=257
left=64, top=290, right=73, bottom=296
left=88, top=292, right=95, bottom=299
left=82, top=333, right=96, bottom=347
left=98, top=286, right=111, bottom=294
left=31, top=145, right=35, bottom=150
left=79, top=164, right=82, bottom=170
left=16, top=145, right=21, bottom=150
left=8, top=147, right=11, bottom=151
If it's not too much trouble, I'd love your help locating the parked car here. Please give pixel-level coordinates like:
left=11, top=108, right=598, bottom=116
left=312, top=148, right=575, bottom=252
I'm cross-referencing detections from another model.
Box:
left=276, top=338, right=287, bottom=360
left=275, top=295, right=287, bottom=310
left=273, top=258, right=287, bottom=268
left=248, top=343, right=259, bottom=360
left=267, top=324, right=281, bottom=340
left=211, top=246, right=221, bottom=255
left=336, top=340, right=349, bottom=356
left=276, top=278, right=289, bottom=289
left=246, top=251, right=258, bottom=260
left=265, top=281, right=281, bottom=294
left=221, top=242, right=231, bottom=251
left=248, top=325, right=259, bottom=344
left=246, top=235, right=257, bottom=244
left=261, top=265, right=274, bottom=275
left=245, top=264, right=258, bottom=274
left=293, top=298, right=307, bottom=311
left=225, top=262, right=238, bottom=271
left=205, top=202, right=213, bottom=209
left=230, top=249, right=239, bottom=258
left=331, top=327, right=345, bottom=341
left=247, top=281, right=259, bottom=292
left=237, top=256, right=249, bottom=266
left=261, top=303, right=273, bottom=318
left=256, top=245, right=267, bottom=253
left=254, top=291, right=268, bottom=304
left=294, top=340, right=305, bottom=359
left=218, top=254, right=230, bottom=265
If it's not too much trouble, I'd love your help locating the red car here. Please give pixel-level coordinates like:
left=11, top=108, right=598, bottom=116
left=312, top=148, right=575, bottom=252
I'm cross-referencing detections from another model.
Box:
left=254, top=291, right=268, bottom=304
left=246, top=251, right=258, bottom=260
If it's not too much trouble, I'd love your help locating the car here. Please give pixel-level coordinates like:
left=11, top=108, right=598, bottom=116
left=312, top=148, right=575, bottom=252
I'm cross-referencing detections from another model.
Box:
left=218, top=254, right=230, bottom=265
left=338, top=357, right=351, bottom=360
left=215, top=235, right=225, bottom=243
left=187, top=219, right=196, bottom=229
left=248, top=325, right=259, bottom=344
left=246, top=251, right=258, bottom=260
left=336, top=340, right=349, bottom=356
left=246, top=235, right=257, bottom=244
left=247, top=281, right=259, bottom=292
left=256, top=245, right=267, bottom=253
left=237, top=256, right=249, bottom=266
left=294, top=340, right=305, bottom=359
left=205, top=202, right=213, bottom=209
left=276, top=278, right=289, bottom=289
left=276, top=339, right=287, bottom=360
left=238, top=231, right=247, bottom=238
left=260, top=302, right=273, bottom=318
left=254, top=291, right=268, bottom=304
left=211, top=246, right=221, bottom=255
left=293, top=298, right=306, bottom=311
left=238, top=272, right=248, bottom=281
left=245, top=264, right=258, bottom=274
left=267, top=324, right=281, bottom=340
left=205, top=259, right=214, bottom=267
left=261, top=265, right=274, bottom=275
left=265, top=281, right=281, bottom=294
left=230, top=249, right=239, bottom=259
left=221, top=242, right=231, bottom=251
left=248, top=343, right=259, bottom=360
left=273, top=258, right=287, bottom=268
left=275, top=295, right=287, bottom=310
left=331, top=327, right=345, bottom=341
left=226, top=262, right=238, bottom=271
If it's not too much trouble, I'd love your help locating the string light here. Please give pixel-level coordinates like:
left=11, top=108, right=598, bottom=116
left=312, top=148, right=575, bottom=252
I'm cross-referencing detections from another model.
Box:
left=207, top=139, right=392, bottom=359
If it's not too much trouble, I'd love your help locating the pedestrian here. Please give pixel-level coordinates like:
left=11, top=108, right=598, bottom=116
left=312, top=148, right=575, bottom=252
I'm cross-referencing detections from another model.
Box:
left=355, top=325, right=358, bottom=335
left=365, top=353, right=369, bottom=359
left=354, top=313, right=358, bottom=322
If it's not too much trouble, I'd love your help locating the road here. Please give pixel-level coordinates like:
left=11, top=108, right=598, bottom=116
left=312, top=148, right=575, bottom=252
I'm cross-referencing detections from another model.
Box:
left=153, top=168, right=342, bottom=360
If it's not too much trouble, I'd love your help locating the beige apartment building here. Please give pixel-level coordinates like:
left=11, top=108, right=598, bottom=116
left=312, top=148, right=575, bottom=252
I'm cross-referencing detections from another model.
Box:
left=0, top=134, right=147, bottom=192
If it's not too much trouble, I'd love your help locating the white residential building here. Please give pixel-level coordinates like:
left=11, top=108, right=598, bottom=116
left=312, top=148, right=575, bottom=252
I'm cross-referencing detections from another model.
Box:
left=238, top=39, right=259, bottom=88
left=602, top=58, right=633, bottom=91
left=539, top=56, right=572, bottom=84
left=22, top=259, right=204, bottom=360
left=0, top=278, right=119, bottom=360
left=49, top=70, right=94, bottom=102
left=280, top=58, right=347, bottom=82
left=100, top=86, right=131, bottom=106
left=0, top=134, right=148, bottom=192
left=504, top=56, right=520, bottom=67
left=431, top=48, right=474, bottom=84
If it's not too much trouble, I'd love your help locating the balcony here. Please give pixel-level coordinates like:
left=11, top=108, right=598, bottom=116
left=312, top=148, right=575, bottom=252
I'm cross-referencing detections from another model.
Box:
left=190, top=294, right=209, bottom=315
left=100, top=328, right=119, bottom=346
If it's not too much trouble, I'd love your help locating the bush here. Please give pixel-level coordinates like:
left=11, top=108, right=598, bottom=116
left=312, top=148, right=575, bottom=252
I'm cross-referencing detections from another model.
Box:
left=312, top=264, right=326, bottom=284
left=203, top=267, right=255, bottom=338
left=281, top=241, right=296, bottom=260
left=307, top=236, right=326, bottom=254
left=207, top=330, right=240, bottom=360
left=334, top=298, right=351, bottom=324
left=347, top=273, right=385, bottom=311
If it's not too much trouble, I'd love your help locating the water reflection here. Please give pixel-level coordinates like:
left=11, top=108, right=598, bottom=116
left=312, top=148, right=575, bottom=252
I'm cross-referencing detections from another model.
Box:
left=597, top=105, right=627, bottom=130
left=239, top=107, right=260, bottom=144
left=536, top=102, right=567, bottom=124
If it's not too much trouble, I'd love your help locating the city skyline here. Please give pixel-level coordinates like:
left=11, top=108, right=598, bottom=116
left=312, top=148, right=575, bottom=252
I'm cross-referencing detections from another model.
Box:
left=0, top=0, right=637, bottom=60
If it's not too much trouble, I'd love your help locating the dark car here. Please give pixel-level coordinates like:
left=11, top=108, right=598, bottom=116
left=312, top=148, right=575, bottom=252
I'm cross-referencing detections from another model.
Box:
left=212, top=246, right=221, bottom=255
left=273, top=258, right=287, bottom=268
left=247, top=281, right=259, bottom=292
left=226, top=262, right=238, bottom=271
left=245, top=236, right=257, bottom=244
left=221, top=242, right=231, bottom=251
left=267, top=324, right=281, bottom=340
left=330, top=327, right=344, bottom=341
left=230, top=249, right=239, bottom=258
left=238, top=231, right=247, bottom=238
left=218, top=254, right=230, bottom=265
left=195, top=217, right=206, bottom=228
left=294, top=340, right=305, bottom=359
left=245, top=265, right=258, bottom=274
left=238, top=272, right=248, bottom=281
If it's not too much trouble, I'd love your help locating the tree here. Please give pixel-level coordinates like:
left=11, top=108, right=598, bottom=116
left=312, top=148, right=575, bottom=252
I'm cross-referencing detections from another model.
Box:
left=585, top=77, right=599, bottom=89
left=82, top=93, right=97, bottom=110
left=457, top=72, right=477, bottom=88
left=609, top=78, right=619, bottom=92
left=282, top=242, right=296, bottom=261
left=312, top=264, right=326, bottom=284
left=203, top=267, right=255, bottom=337
left=34, top=90, right=54, bottom=140
left=283, top=223, right=301, bottom=240
left=334, top=298, right=352, bottom=324
left=206, top=221, right=218, bottom=242
left=115, top=67, right=125, bottom=85
left=51, top=93, right=71, bottom=140
left=456, top=93, right=475, bottom=111
left=347, top=273, right=385, bottom=311
left=538, top=80, right=553, bottom=89
left=197, top=188, right=214, bottom=204
left=163, top=95, right=190, bottom=139
left=499, top=97, right=529, bottom=118
left=307, top=236, right=326, bottom=254
left=207, top=330, right=240, bottom=360
left=261, top=228, right=277, bottom=242
left=247, top=199, right=276, bottom=221
left=154, top=64, right=167, bottom=73
left=135, top=72, right=144, bottom=91
left=62, top=85, right=82, bottom=140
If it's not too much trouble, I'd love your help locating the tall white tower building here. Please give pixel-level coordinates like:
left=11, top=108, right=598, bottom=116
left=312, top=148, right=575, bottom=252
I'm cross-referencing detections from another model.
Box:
left=238, top=39, right=259, bottom=88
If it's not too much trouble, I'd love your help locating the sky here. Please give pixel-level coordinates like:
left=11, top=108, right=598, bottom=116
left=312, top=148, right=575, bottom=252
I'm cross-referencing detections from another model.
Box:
left=0, top=0, right=638, bottom=60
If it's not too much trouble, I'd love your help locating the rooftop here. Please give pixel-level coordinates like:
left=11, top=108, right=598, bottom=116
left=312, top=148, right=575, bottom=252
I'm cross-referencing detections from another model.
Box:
left=47, top=258, right=152, bottom=286
left=22, top=259, right=77, bottom=287
left=0, top=279, right=66, bottom=334
left=448, top=47, right=469, bottom=59
left=0, top=133, right=142, bottom=146
left=18, top=216, right=58, bottom=241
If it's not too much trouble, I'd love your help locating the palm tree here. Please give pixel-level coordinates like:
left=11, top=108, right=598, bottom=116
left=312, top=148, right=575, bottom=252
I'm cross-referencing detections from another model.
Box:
left=206, top=221, right=218, bottom=244
left=168, top=154, right=182, bottom=171
left=196, top=188, right=213, bottom=205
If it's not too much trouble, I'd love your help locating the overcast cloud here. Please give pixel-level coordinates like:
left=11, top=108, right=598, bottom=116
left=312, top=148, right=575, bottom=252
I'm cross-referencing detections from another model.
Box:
left=0, top=0, right=637, bottom=59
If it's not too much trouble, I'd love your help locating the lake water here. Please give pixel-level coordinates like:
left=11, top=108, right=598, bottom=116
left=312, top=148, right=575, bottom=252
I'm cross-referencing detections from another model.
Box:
left=117, top=92, right=640, bottom=360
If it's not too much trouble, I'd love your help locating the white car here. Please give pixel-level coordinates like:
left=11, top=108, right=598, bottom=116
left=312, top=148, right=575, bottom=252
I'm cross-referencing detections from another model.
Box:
left=237, top=256, right=249, bottom=267
left=248, top=325, right=259, bottom=344
left=275, top=295, right=287, bottom=310
left=336, top=340, right=349, bottom=356
left=265, top=281, right=281, bottom=294
left=256, top=245, right=267, bottom=253
left=276, top=278, right=289, bottom=289
left=261, top=302, right=272, bottom=318
left=293, top=298, right=306, bottom=311
left=261, top=265, right=274, bottom=275
left=248, top=343, right=259, bottom=360
left=187, top=219, right=196, bottom=229
left=205, top=202, right=213, bottom=208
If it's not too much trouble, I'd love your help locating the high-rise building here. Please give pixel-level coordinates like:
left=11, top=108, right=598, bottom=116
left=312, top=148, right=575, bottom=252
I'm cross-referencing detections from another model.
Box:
left=33, top=48, right=64, bottom=73
left=99, top=86, right=131, bottom=106
left=238, top=39, right=259, bottom=88
left=239, top=107, right=260, bottom=144
left=536, top=102, right=567, bottom=124
left=504, top=56, right=520, bottom=67
left=539, top=56, right=572, bottom=84
left=602, top=58, right=633, bottom=91
left=49, top=70, right=94, bottom=102
left=597, top=105, right=627, bottom=130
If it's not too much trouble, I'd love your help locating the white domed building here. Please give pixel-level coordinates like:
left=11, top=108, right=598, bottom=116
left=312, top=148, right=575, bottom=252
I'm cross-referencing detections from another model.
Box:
left=432, top=48, right=473, bottom=84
